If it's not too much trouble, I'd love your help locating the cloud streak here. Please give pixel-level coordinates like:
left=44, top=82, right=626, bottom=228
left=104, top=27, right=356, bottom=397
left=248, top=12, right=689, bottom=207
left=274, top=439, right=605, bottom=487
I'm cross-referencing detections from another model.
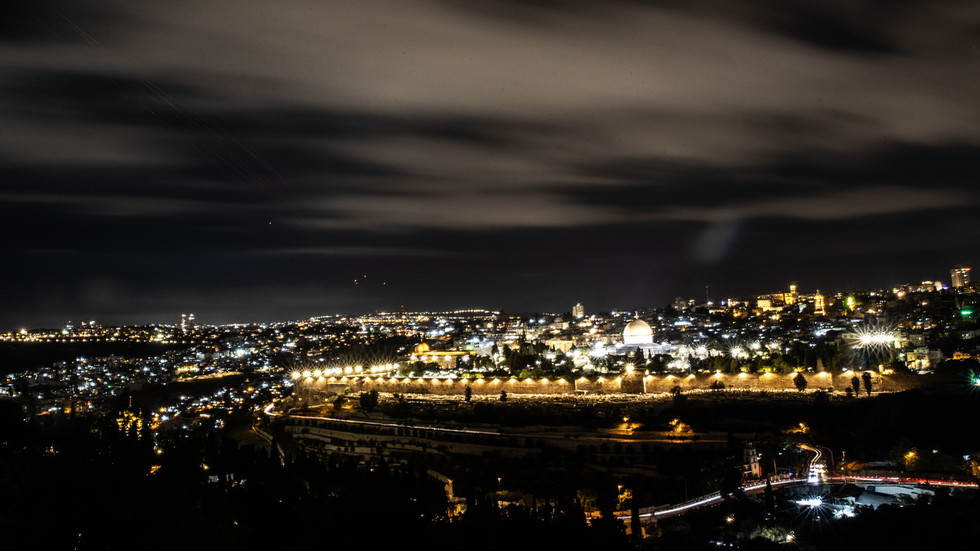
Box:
left=2, top=0, right=979, bottom=326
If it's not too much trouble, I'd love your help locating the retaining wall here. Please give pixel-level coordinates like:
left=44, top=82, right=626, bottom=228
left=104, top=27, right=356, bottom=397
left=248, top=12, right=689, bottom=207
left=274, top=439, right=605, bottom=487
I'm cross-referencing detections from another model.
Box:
left=293, top=370, right=921, bottom=400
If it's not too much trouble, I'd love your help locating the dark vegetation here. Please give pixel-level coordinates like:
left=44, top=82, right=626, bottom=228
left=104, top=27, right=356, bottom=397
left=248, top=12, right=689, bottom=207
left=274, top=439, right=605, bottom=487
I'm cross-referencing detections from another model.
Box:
left=2, top=359, right=978, bottom=550
left=0, top=397, right=632, bottom=551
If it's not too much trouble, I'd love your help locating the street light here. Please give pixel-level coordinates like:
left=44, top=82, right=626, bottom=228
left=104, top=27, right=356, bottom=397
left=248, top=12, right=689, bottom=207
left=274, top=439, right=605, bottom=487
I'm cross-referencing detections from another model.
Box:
left=904, top=450, right=918, bottom=470
left=845, top=322, right=898, bottom=370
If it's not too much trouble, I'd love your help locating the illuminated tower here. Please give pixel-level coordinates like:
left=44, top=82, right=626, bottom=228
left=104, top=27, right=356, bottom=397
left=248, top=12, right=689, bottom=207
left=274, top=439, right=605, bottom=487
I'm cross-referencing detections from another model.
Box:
left=572, top=303, right=585, bottom=318
left=187, top=313, right=195, bottom=333
left=814, top=291, right=826, bottom=316
left=180, top=313, right=187, bottom=333
left=950, top=266, right=971, bottom=288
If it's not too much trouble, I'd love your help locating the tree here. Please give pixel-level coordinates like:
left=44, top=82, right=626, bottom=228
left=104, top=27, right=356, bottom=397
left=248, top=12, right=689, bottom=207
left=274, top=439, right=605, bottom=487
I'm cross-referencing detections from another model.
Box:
left=793, top=372, right=807, bottom=392
left=629, top=482, right=642, bottom=544
left=813, top=390, right=830, bottom=407
left=851, top=375, right=861, bottom=396
left=279, top=395, right=298, bottom=411
left=670, top=385, right=686, bottom=408
left=358, top=389, right=379, bottom=413
left=720, top=460, right=743, bottom=497
left=499, top=390, right=507, bottom=402
left=464, top=386, right=472, bottom=402
left=630, top=348, right=645, bottom=368
left=763, top=478, right=775, bottom=523
left=769, top=355, right=793, bottom=374
left=650, top=354, right=672, bottom=373
left=862, top=371, right=873, bottom=396
left=333, top=386, right=351, bottom=407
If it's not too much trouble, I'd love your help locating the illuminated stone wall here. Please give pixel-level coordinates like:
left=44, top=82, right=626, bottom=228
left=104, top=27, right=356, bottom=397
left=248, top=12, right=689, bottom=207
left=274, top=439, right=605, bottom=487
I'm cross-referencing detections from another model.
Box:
left=640, top=371, right=918, bottom=393
left=642, top=372, right=837, bottom=393
left=292, top=370, right=919, bottom=398
left=323, top=376, right=579, bottom=396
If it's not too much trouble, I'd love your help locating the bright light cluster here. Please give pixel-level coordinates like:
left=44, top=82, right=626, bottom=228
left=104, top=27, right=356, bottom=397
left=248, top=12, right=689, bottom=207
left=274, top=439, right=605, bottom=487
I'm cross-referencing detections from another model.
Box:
left=845, top=321, right=898, bottom=352
left=857, top=333, right=894, bottom=346
left=796, top=497, right=823, bottom=508
left=291, top=364, right=397, bottom=380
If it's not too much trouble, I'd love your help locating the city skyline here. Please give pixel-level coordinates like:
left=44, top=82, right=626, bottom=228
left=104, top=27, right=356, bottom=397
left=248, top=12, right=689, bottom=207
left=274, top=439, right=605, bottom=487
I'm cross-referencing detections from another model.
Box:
left=3, top=2, right=979, bottom=328
left=1, top=269, right=970, bottom=333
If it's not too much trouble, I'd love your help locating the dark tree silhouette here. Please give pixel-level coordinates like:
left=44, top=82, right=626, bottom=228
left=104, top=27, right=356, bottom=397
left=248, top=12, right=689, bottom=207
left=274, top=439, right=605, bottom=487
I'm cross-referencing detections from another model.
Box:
left=862, top=371, right=873, bottom=395
left=813, top=390, right=830, bottom=407
left=793, top=372, right=808, bottom=392
left=671, top=385, right=687, bottom=407
left=464, top=386, right=472, bottom=402
left=358, top=389, right=379, bottom=412
left=763, top=478, right=775, bottom=523
left=629, top=482, right=642, bottom=544
left=499, top=390, right=507, bottom=402
left=851, top=375, right=861, bottom=396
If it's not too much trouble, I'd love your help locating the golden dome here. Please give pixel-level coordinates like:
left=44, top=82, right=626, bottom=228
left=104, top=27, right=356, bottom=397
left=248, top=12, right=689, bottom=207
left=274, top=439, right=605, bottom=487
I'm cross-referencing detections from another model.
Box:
left=623, top=319, right=653, bottom=338
left=623, top=319, right=654, bottom=345
left=413, top=342, right=430, bottom=354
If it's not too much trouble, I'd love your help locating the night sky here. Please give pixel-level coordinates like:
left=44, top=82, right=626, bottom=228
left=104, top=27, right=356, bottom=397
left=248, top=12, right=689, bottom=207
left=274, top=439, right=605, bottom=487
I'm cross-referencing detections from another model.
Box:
left=2, top=1, right=979, bottom=329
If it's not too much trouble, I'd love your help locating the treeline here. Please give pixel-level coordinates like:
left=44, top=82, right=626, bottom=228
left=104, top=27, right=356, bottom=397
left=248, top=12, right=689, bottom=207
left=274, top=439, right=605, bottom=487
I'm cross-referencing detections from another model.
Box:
left=0, top=400, right=633, bottom=550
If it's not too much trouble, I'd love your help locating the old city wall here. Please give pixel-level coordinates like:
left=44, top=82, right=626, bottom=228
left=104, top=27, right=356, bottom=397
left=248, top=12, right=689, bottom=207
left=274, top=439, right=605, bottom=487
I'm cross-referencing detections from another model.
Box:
left=294, top=370, right=921, bottom=399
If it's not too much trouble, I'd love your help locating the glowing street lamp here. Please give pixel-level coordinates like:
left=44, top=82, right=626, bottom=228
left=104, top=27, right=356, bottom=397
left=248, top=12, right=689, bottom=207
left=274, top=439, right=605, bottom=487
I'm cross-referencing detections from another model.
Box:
left=846, top=322, right=898, bottom=370
left=796, top=495, right=825, bottom=522
left=904, top=449, right=918, bottom=470
left=694, top=344, right=709, bottom=359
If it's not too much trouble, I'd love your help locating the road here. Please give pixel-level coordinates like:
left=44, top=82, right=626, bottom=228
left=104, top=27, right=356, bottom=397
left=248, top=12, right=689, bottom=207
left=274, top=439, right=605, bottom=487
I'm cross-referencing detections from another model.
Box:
left=276, top=414, right=978, bottom=522
left=283, top=413, right=730, bottom=446
left=628, top=475, right=977, bottom=521
left=800, top=443, right=828, bottom=484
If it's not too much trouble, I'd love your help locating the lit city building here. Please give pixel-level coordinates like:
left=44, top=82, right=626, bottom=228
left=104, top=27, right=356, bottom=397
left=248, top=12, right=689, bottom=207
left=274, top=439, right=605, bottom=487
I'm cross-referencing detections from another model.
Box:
left=951, top=265, right=972, bottom=288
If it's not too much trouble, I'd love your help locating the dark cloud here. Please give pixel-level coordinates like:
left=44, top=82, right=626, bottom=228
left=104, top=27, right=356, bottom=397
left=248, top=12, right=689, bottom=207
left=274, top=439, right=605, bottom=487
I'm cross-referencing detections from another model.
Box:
left=564, top=141, right=980, bottom=216
left=0, top=1, right=140, bottom=45
left=1, top=0, right=979, bottom=327
left=0, top=70, right=212, bottom=125
left=447, top=0, right=925, bottom=54
left=732, top=0, right=903, bottom=54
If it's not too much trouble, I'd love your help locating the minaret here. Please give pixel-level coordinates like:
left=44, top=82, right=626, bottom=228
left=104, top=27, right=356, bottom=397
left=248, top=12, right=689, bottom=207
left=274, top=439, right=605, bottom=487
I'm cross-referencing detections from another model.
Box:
left=814, top=291, right=826, bottom=316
